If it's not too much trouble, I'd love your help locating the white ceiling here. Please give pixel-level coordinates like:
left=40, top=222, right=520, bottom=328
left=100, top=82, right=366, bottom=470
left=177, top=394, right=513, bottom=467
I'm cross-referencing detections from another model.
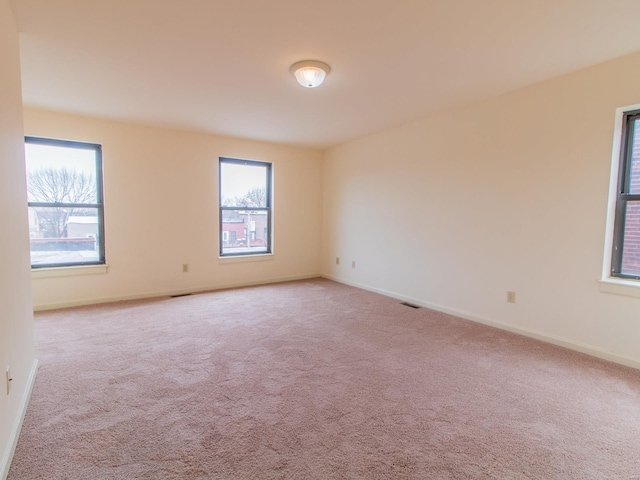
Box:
left=10, top=0, right=640, bottom=149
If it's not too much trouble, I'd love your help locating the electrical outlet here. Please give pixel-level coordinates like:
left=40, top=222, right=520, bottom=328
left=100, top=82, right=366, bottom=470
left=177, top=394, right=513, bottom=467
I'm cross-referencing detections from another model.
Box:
left=351, top=260, right=356, bottom=268
left=182, top=263, right=189, bottom=273
left=507, top=291, right=516, bottom=303
left=6, top=367, right=12, bottom=396
left=335, top=257, right=340, bottom=265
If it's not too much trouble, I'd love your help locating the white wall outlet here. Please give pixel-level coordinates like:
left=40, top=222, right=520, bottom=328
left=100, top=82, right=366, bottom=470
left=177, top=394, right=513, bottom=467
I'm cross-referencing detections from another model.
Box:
left=6, top=367, right=12, bottom=396
left=507, top=291, right=516, bottom=303
left=182, top=263, right=189, bottom=273
left=351, top=260, right=356, bottom=268
left=335, top=257, right=340, bottom=265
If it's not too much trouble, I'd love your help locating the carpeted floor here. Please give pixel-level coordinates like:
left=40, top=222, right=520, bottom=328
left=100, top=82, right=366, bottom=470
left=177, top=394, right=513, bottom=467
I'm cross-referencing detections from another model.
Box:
left=8, top=278, right=640, bottom=479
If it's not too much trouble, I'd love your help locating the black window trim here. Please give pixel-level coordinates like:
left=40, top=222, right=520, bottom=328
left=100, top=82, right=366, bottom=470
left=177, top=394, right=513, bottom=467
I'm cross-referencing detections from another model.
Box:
left=25, top=136, right=106, bottom=269
left=611, top=109, right=640, bottom=280
left=219, top=157, right=272, bottom=257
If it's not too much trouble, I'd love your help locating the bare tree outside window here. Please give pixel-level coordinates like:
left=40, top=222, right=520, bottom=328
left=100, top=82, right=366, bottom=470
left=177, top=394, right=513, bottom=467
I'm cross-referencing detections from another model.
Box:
left=221, top=187, right=266, bottom=208
left=28, top=167, right=96, bottom=238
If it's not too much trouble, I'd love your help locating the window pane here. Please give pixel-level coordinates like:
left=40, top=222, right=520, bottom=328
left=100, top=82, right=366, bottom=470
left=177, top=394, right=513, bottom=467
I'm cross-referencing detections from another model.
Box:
left=220, top=163, right=267, bottom=207
left=621, top=201, right=640, bottom=276
left=25, top=143, right=98, bottom=204
left=29, top=206, right=102, bottom=266
left=221, top=209, right=268, bottom=255
left=629, top=119, right=640, bottom=195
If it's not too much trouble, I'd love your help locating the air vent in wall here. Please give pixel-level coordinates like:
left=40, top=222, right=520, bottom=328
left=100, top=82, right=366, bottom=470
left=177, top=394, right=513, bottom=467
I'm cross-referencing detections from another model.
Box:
left=400, top=302, right=421, bottom=309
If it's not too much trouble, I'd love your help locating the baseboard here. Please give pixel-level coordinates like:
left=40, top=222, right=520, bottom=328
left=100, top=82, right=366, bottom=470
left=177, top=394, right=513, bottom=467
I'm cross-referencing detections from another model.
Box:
left=1, top=359, right=38, bottom=480
left=321, top=274, right=640, bottom=371
left=33, top=273, right=321, bottom=311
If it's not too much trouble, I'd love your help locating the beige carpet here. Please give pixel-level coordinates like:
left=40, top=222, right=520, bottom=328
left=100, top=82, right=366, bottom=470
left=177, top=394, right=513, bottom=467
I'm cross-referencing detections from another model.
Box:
left=8, top=278, right=640, bottom=479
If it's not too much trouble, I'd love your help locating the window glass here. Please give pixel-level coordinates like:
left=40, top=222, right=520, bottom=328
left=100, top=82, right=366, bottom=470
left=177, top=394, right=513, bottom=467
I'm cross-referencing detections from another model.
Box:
left=628, top=120, right=640, bottom=195
left=220, top=162, right=268, bottom=208
left=621, top=201, right=640, bottom=276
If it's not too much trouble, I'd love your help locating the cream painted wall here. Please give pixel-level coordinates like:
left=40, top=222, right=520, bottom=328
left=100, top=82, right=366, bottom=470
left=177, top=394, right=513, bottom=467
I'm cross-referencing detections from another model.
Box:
left=0, top=0, right=36, bottom=476
left=323, top=51, right=640, bottom=365
left=24, top=109, right=323, bottom=309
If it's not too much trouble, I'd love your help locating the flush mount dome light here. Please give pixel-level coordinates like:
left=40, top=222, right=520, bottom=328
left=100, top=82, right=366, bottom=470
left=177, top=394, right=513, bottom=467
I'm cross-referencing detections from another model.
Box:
left=290, top=60, right=331, bottom=88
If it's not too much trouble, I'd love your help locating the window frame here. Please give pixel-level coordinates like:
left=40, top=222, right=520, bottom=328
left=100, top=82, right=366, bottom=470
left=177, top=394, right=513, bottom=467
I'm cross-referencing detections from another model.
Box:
left=25, top=136, right=106, bottom=269
left=610, top=109, right=640, bottom=280
left=218, top=157, right=272, bottom=257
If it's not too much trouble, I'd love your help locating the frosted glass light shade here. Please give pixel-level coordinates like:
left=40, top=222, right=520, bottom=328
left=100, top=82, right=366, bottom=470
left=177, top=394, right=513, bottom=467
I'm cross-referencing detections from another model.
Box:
left=290, top=60, right=331, bottom=88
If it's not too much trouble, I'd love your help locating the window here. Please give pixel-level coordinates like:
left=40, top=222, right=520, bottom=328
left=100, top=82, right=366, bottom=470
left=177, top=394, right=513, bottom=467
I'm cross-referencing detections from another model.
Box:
left=611, top=109, right=640, bottom=279
left=25, top=137, right=105, bottom=268
left=219, top=157, right=272, bottom=256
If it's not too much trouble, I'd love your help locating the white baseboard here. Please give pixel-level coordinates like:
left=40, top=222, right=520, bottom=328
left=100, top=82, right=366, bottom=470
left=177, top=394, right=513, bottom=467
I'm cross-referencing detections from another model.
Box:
left=1, top=359, right=38, bottom=480
left=33, top=273, right=321, bottom=311
left=322, top=274, right=640, bottom=371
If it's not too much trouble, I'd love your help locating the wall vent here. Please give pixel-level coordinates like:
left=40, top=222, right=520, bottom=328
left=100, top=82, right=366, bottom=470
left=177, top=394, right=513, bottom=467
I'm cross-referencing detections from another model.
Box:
left=400, top=302, right=421, bottom=309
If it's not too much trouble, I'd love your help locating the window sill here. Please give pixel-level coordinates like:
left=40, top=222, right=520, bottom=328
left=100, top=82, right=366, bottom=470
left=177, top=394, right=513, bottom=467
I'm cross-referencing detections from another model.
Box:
left=599, top=277, right=640, bottom=299
left=32, top=264, right=108, bottom=279
left=218, top=254, right=274, bottom=265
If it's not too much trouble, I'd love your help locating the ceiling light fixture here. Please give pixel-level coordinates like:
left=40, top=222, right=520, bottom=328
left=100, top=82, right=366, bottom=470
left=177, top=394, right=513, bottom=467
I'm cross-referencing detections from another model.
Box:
left=290, top=60, right=331, bottom=88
